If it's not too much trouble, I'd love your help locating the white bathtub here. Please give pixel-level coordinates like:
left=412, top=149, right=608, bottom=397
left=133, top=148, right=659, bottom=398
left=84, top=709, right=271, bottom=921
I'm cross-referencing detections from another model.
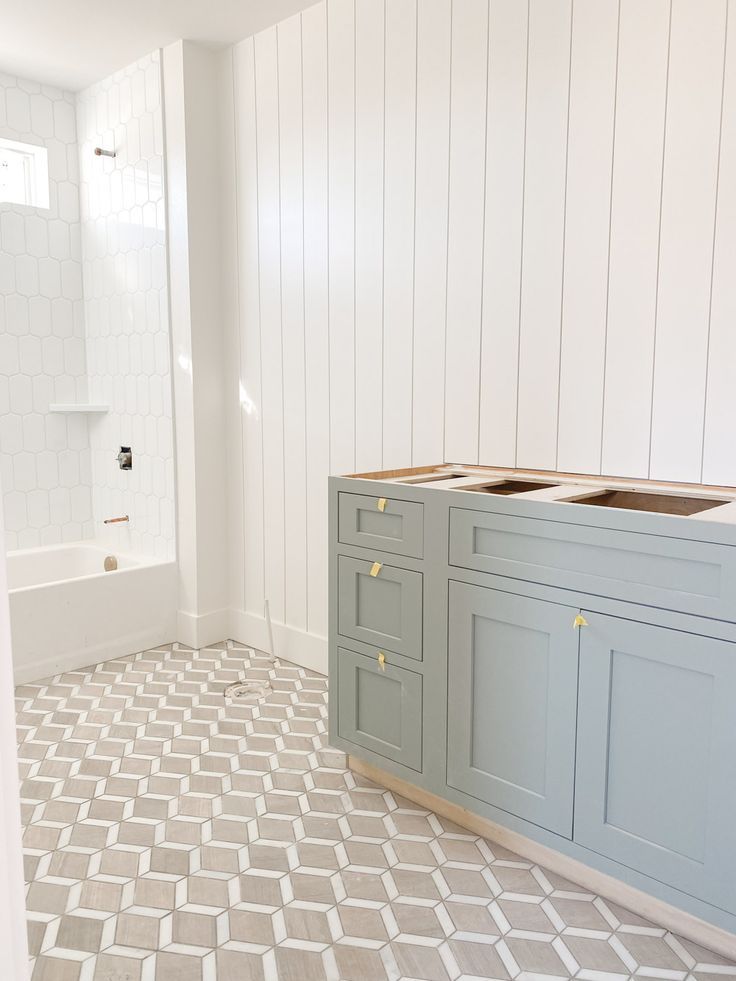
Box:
left=8, top=542, right=177, bottom=684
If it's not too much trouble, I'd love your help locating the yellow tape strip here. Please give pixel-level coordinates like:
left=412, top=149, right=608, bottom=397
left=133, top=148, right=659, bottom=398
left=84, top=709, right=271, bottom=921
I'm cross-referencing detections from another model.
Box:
left=377, top=498, right=387, bottom=512
left=377, top=652, right=386, bottom=671
left=370, top=561, right=382, bottom=577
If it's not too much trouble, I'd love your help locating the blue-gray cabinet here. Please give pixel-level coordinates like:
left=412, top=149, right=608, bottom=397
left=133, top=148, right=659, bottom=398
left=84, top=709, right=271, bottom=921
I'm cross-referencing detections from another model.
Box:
left=575, top=613, right=736, bottom=914
left=329, top=470, right=736, bottom=935
left=447, top=582, right=580, bottom=837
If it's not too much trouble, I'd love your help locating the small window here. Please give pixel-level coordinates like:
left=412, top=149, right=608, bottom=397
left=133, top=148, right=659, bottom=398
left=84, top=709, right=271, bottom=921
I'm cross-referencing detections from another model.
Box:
left=0, top=137, right=49, bottom=209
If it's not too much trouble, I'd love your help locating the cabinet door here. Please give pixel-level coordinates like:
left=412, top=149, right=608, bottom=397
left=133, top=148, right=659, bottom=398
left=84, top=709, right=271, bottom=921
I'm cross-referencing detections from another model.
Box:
left=337, top=647, right=422, bottom=771
left=575, top=614, right=736, bottom=913
left=447, top=582, right=580, bottom=837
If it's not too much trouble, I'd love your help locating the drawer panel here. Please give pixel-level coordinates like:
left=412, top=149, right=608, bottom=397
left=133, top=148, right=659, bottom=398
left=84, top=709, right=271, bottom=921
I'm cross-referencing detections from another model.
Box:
left=449, top=507, right=736, bottom=621
left=338, top=556, right=423, bottom=660
left=337, top=646, right=422, bottom=770
left=338, top=492, right=424, bottom=558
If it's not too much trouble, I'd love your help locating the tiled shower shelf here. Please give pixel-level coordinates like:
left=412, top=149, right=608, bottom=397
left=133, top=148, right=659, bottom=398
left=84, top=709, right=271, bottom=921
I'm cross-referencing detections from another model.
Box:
left=48, top=404, right=110, bottom=413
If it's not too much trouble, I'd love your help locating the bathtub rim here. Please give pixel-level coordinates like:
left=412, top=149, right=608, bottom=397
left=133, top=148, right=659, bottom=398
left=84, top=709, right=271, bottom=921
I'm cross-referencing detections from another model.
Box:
left=6, top=540, right=170, bottom=594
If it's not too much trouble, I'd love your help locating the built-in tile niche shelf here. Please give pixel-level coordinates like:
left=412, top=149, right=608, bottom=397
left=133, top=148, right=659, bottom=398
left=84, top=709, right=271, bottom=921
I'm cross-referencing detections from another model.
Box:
left=48, top=404, right=110, bottom=414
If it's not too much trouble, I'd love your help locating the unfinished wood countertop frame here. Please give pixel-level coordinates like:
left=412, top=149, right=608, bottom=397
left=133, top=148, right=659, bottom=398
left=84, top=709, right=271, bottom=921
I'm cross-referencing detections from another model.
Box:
left=344, top=462, right=736, bottom=523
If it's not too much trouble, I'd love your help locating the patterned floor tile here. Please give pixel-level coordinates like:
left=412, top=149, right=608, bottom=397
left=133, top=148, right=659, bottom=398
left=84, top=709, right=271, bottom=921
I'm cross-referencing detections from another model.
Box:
left=16, top=640, right=736, bottom=980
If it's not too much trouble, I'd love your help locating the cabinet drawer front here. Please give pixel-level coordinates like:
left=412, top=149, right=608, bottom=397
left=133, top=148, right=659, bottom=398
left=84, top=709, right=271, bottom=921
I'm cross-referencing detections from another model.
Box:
left=338, top=556, right=423, bottom=660
left=339, top=493, right=424, bottom=558
left=575, top=614, right=736, bottom=913
left=447, top=581, right=579, bottom=837
left=337, top=647, right=422, bottom=770
left=449, top=507, right=736, bottom=621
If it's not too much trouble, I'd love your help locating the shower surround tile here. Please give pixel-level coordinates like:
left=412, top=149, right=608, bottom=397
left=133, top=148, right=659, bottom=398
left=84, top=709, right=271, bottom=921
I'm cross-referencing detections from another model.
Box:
left=76, top=50, right=175, bottom=561
left=0, top=72, right=93, bottom=551
left=17, top=642, right=736, bottom=980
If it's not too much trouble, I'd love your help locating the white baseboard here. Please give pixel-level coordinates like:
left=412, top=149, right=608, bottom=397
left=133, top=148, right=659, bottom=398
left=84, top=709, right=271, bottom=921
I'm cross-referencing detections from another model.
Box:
left=350, top=756, right=736, bottom=962
left=176, top=608, right=230, bottom=650
left=229, top=609, right=327, bottom=675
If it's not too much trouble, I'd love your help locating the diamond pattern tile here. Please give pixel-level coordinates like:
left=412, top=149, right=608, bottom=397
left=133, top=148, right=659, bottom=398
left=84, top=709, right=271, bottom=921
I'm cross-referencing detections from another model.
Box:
left=17, top=640, right=736, bottom=980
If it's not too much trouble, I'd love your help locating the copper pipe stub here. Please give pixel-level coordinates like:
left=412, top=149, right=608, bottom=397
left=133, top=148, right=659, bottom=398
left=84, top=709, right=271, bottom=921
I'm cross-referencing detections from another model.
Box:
left=104, top=515, right=129, bottom=524
left=94, top=147, right=116, bottom=157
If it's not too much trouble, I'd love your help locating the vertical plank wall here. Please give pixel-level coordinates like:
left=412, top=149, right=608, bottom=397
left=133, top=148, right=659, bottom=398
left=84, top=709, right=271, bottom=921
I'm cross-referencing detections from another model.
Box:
left=229, top=0, right=734, bottom=645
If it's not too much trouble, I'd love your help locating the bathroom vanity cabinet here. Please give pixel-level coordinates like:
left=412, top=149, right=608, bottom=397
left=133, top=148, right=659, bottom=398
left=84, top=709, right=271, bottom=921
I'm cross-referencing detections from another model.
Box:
left=328, top=465, right=736, bottom=935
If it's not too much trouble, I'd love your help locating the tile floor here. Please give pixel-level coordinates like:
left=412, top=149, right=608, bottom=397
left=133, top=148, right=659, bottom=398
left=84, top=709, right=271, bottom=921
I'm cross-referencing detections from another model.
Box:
left=17, top=640, right=736, bottom=981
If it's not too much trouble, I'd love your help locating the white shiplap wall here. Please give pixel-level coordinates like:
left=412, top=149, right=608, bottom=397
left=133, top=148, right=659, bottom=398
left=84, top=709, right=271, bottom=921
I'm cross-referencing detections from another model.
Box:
left=227, top=0, right=735, bottom=644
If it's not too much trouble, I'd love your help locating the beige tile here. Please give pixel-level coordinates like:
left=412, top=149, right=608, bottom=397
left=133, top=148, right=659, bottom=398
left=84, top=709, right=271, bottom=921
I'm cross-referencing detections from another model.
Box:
left=238, top=871, right=283, bottom=907
left=563, top=935, right=632, bottom=973
left=56, top=911, right=112, bottom=953
left=392, top=867, right=443, bottom=900
left=449, top=939, right=511, bottom=979
left=393, top=902, right=446, bottom=939
left=338, top=904, right=389, bottom=942
left=172, top=908, right=223, bottom=948
left=617, top=931, right=691, bottom=971
left=229, top=907, right=276, bottom=946
left=506, top=936, right=571, bottom=975
left=498, top=897, right=556, bottom=932
left=273, top=947, right=327, bottom=981
left=391, top=940, right=450, bottom=981
left=116, top=908, right=172, bottom=950
left=333, top=945, right=388, bottom=981
left=282, top=905, right=333, bottom=944
left=134, top=875, right=182, bottom=910
left=155, top=948, right=207, bottom=981
left=16, top=641, right=735, bottom=981
left=186, top=873, right=231, bottom=909
left=215, top=947, right=266, bottom=981
left=32, top=951, right=93, bottom=981
left=27, top=878, right=76, bottom=915
left=444, top=899, right=500, bottom=936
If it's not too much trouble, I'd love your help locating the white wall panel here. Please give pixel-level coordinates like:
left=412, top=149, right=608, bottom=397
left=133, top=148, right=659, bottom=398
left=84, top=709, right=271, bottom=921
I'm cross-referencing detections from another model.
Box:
left=228, top=0, right=736, bottom=649
left=649, top=0, right=727, bottom=481
left=382, top=0, right=417, bottom=470
left=327, top=0, right=355, bottom=476
left=354, top=0, right=384, bottom=472
left=444, top=0, right=489, bottom=464
left=278, top=15, right=308, bottom=630
left=703, top=0, right=736, bottom=486
left=556, top=0, right=618, bottom=474
left=601, top=0, right=669, bottom=479
left=302, top=3, right=330, bottom=636
left=478, top=0, right=528, bottom=467
left=412, top=0, right=451, bottom=466
left=254, top=29, right=286, bottom=623
left=233, top=39, right=265, bottom=618
left=516, top=0, right=572, bottom=470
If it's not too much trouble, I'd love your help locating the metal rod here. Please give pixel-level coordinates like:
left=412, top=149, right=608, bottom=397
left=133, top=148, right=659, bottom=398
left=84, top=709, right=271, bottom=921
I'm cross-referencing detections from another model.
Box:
left=94, top=147, right=116, bottom=157
left=103, top=515, right=129, bottom=524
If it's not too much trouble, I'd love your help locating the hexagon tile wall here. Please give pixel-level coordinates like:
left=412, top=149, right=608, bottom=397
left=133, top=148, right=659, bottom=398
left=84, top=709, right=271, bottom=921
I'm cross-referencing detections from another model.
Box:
left=0, top=72, right=93, bottom=551
left=77, top=51, right=175, bottom=561
left=0, top=52, right=175, bottom=560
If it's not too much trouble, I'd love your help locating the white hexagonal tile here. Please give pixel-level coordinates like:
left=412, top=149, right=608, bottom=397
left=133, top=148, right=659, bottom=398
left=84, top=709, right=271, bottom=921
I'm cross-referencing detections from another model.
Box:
left=15, top=254, right=39, bottom=298
left=1, top=211, right=26, bottom=255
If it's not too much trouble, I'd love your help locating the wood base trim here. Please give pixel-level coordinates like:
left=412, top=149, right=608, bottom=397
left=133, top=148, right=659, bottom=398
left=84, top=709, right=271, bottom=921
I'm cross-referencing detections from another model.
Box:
left=349, top=756, right=736, bottom=961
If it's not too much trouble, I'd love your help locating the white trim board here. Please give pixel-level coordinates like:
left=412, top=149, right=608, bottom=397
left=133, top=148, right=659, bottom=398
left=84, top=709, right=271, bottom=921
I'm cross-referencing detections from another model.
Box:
left=229, top=609, right=328, bottom=675
left=349, top=756, right=736, bottom=963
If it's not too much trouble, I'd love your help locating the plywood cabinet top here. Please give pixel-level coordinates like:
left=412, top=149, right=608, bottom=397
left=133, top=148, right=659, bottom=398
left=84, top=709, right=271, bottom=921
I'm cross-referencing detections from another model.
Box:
left=339, top=463, right=736, bottom=525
